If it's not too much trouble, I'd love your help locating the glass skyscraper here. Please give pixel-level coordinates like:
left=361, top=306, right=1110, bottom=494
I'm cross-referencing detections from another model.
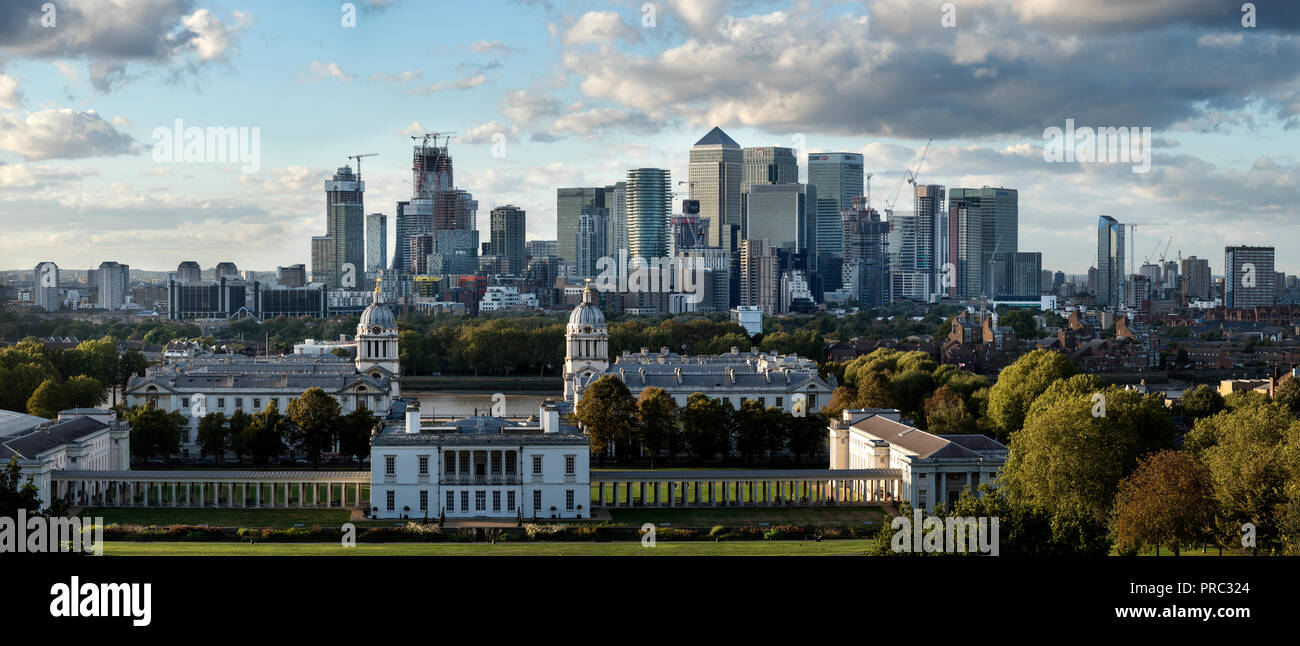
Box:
left=807, top=152, right=864, bottom=257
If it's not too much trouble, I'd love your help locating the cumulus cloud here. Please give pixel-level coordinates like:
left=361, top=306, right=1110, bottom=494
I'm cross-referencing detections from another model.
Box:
left=0, top=108, right=139, bottom=160
left=303, top=61, right=355, bottom=83
left=563, top=11, right=641, bottom=46
left=460, top=121, right=521, bottom=144
left=500, top=89, right=561, bottom=123
left=467, top=40, right=521, bottom=55
left=0, top=73, right=20, bottom=109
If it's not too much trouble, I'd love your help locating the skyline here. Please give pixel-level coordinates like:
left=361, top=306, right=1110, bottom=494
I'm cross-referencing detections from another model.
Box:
left=1, top=0, right=1299, bottom=275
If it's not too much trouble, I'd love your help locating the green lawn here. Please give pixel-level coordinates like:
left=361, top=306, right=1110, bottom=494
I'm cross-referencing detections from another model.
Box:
left=80, top=508, right=352, bottom=528
left=101, top=540, right=878, bottom=556
left=605, top=506, right=885, bottom=527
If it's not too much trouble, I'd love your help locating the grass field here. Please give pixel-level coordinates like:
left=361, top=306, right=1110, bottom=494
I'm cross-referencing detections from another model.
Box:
left=101, top=540, right=877, bottom=556
left=605, top=506, right=885, bottom=527
left=80, top=508, right=352, bottom=528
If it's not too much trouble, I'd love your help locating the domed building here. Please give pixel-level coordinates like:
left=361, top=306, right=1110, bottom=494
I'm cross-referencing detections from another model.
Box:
left=563, top=279, right=609, bottom=401
left=356, top=291, right=400, bottom=395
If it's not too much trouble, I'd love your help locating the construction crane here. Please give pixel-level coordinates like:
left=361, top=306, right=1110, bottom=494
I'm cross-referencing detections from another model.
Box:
left=1124, top=221, right=1174, bottom=277
left=905, top=138, right=933, bottom=187
left=883, top=139, right=934, bottom=219
left=865, top=172, right=874, bottom=210
left=348, top=153, right=378, bottom=180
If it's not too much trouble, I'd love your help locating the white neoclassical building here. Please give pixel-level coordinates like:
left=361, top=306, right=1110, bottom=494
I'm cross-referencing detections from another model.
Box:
left=125, top=294, right=401, bottom=457
left=828, top=409, right=1007, bottom=511
left=0, top=408, right=131, bottom=509
left=370, top=401, right=590, bottom=520
left=563, top=280, right=609, bottom=402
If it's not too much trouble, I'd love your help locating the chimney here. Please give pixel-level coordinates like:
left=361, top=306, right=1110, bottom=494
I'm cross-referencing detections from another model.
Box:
left=541, top=403, right=560, bottom=434
left=405, top=400, right=421, bottom=434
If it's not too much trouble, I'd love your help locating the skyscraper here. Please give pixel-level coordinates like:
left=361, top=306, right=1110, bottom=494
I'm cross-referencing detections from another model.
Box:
left=1181, top=255, right=1211, bottom=301
left=841, top=197, right=889, bottom=307
left=575, top=206, right=609, bottom=278
left=626, top=168, right=671, bottom=259
left=741, top=146, right=797, bottom=236
left=689, top=127, right=742, bottom=248
left=33, top=262, right=60, bottom=311
left=313, top=165, right=365, bottom=289
left=807, top=153, right=864, bottom=257
left=488, top=205, right=526, bottom=274
left=556, top=187, right=605, bottom=262
left=604, top=181, right=627, bottom=255
left=949, top=187, right=1019, bottom=299
left=1096, top=215, right=1125, bottom=307
left=395, top=137, right=458, bottom=273
left=740, top=239, right=779, bottom=315
left=366, top=213, right=387, bottom=273
left=913, top=183, right=946, bottom=294
left=745, top=183, right=817, bottom=256
left=176, top=261, right=201, bottom=282
left=1225, top=246, right=1276, bottom=308
left=96, top=261, right=129, bottom=310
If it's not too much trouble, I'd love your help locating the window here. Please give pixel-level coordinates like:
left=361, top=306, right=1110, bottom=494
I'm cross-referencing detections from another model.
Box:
left=492, top=491, right=501, bottom=512
left=506, top=452, right=516, bottom=474
left=418, top=455, right=429, bottom=476
left=253, top=398, right=261, bottom=409
left=217, top=398, right=225, bottom=408
left=565, top=455, right=575, bottom=475
left=758, top=397, right=765, bottom=406
left=533, top=490, right=542, bottom=511
left=491, top=453, right=502, bottom=474
left=385, top=490, right=394, bottom=511
left=446, top=491, right=455, bottom=512
left=532, top=455, right=543, bottom=475
left=234, top=398, right=243, bottom=410
left=181, top=398, right=189, bottom=408
left=475, top=491, right=486, bottom=512
left=444, top=452, right=456, bottom=474
left=384, top=456, right=395, bottom=477
left=507, top=491, right=516, bottom=511
left=775, top=397, right=783, bottom=408
left=565, top=490, right=575, bottom=510
left=460, top=491, right=469, bottom=512
left=419, top=490, right=428, bottom=511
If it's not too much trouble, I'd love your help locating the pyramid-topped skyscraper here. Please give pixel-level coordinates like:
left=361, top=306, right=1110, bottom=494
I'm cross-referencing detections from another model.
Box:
left=688, top=126, right=742, bottom=248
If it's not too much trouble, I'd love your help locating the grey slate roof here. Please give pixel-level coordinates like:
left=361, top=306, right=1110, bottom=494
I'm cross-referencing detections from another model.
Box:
left=850, top=415, right=996, bottom=460
left=0, top=417, right=109, bottom=460
left=0, top=409, right=48, bottom=438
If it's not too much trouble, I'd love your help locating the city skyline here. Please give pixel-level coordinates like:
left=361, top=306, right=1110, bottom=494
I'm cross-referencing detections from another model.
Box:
left=1, top=1, right=1298, bottom=275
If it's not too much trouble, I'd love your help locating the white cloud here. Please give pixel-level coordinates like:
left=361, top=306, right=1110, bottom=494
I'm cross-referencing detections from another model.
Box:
left=500, top=89, right=561, bottom=124
left=406, top=75, right=487, bottom=94
left=0, top=108, right=139, bottom=160
left=304, top=61, right=356, bottom=83
left=0, top=74, right=20, bottom=109
left=563, top=11, right=640, bottom=46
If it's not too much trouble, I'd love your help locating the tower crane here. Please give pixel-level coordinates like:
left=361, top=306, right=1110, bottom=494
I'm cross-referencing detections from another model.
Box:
left=883, top=138, right=934, bottom=219
left=348, top=153, right=378, bottom=180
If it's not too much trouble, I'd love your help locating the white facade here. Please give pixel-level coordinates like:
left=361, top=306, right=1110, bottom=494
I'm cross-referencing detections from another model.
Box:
left=370, top=402, right=590, bottom=520
left=0, top=409, right=131, bottom=509
left=563, top=281, right=610, bottom=401
left=478, top=285, right=540, bottom=311
left=730, top=305, right=762, bottom=336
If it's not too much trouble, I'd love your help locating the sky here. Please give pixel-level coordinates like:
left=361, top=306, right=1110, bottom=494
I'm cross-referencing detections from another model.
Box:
left=0, top=0, right=1298, bottom=276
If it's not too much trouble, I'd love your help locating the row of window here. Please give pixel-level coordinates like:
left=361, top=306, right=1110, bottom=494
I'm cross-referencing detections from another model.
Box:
left=381, top=489, right=579, bottom=512
left=384, top=454, right=578, bottom=477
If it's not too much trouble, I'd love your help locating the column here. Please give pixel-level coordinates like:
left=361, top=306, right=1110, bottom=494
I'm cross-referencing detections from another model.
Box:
left=298, top=483, right=304, bottom=508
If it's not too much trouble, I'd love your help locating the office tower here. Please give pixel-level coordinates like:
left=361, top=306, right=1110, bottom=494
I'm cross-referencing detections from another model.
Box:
left=604, top=181, right=627, bottom=256
left=1181, top=256, right=1211, bottom=301
left=1163, top=261, right=1179, bottom=292
left=409, top=233, right=435, bottom=275
left=395, top=136, right=458, bottom=273
left=745, top=183, right=817, bottom=256
left=689, top=127, right=742, bottom=248
left=741, top=146, right=798, bottom=235
left=989, top=252, right=1042, bottom=299
left=176, top=261, right=201, bottom=282
left=807, top=152, right=864, bottom=257
left=488, top=205, right=526, bottom=274
left=1225, top=246, right=1276, bottom=307
left=96, top=261, right=129, bottom=310
left=840, top=198, right=889, bottom=308
left=1096, top=215, right=1125, bottom=307
left=1139, top=263, right=1162, bottom=297
left=740, top=239, right=779, bottom=315
left=886, top=214, right=927, bottom=301
left=913, top=184, right=946, bottom=294
left=394, top=200, right=432, bottom=272
left=526, top=240, right=558, bottom=259
left=1040, top=270, right=1053, bottom=294
left=33, top=262, right=60, bottom=311
left=626, top=168, right=672, bottom=259
left=433, top=229, right=480, bottom=276
left=366, top=213, right=387, bottom=273
left=278, top=264, right=307, bottom=287
left=214, top=262, right=239, bottom=279
left=947, top=187, right=1017, bottom=299
left=312, top=165, right=365, bottom=289
left=670, top=200, right=708, bottom=256
left=556, top=187, right=605, bottom=262
left=575, top=206, right=609, bottom=278
left=678, top=247, right=730, bottom=312
left=435, top=188, right=477, bottom=231
left=1087, top=267, right=1099, bottom=295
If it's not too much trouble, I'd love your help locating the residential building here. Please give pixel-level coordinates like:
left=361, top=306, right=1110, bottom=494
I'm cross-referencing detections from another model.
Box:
left=488, top=205, right=526, bottom=274
left=626, top=168, right=672, bottom=259
left=1097, top=215, right=1125, bottom=307
left=556, top=187, right=605, bottom=263
left=1225, top=246, right=1276, bottom=308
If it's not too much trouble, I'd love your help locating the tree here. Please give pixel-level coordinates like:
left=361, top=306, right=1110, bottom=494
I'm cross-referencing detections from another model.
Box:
left=987, top=349, right=1077, bottom=440
left=1112, top=450, right=1217, bottom=556
left=734, top=399, right=768, bottom=464
left=227, top=410, right=252, bottom=462
left=63, top=374, right=105, bottom=409
left=286, top=388, right=342, bottom=467
left=338, top=408, right=378, bottom=463
left=117, top=349, right=151, bottom=394
left=1000, top=375, right=1177, bottom=522
left=923, top=385, right=975, bottom=434
left=1273, top=377, right=1300, bottom=418
left=126, top=406, right=185, bottom=461
left=636, top=387, right=678, bottom=467
left=237, top=401, right=290, bottom=464
left=681, top=393, right=729, bottom=463
left=196, top=412, right=231, bottom=464
left=1179, top=384, right=1224, bottom=422
left=856, top=371, right=896, bottom=409
left=26, top=378, right=66, bottom=419
left=786, top=412, right=827, bottom=464
left=572, top=375, right=638, bottom=462
left=948, top=485, right=1111, bottom=556
left=1, top=456, right=43, bottom=517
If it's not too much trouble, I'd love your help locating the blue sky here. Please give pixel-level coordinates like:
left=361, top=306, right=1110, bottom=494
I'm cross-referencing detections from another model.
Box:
left=1, top=0, right=1298, bottom=276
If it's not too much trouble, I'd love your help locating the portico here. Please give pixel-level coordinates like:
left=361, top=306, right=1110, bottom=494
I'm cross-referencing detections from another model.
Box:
left=590, top=468, right=901, bottom=507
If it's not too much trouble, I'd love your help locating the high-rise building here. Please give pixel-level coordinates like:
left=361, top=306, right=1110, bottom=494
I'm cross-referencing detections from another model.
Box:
left=214, top=262, right=240, bottom=279
left=1181, top=256, right=1211, bottom=301
left=526, top=240, right=558, bottom=259
left=626, top=168, right=672, bottom=259
left=96, top=261, right=129, bottom=310
left=556, top=188, right=605, bottom=263
left=409, top=233, right=435, bottom=275
left=989, top=252, right=1042, bottom=299
left=741, top=146, right=797, bottom=236
left=913, top=184, right=946, bottom=295
left=575, top=206, right=609, bottom=278
left=604, top=182, right=627, bottom=256
left=366, top=213, right=387, bottom=273
left=1096, top=215, right=1125, bottom=307
left=1225, top=246, right=1276, bottom=308
left=947, top=187, right=1018, bottom=299
left=434, top=188, right=477, bottom=231
left=841, top=197, right=890, bottom=307
left=745, top=183, right=817, bottom=256
left=739, top=239, right=779, bottom=316
left=312, top=165, right=365, bottom=289
left=395, top=137, right=461, bottom=273
left=807, top=153, right=864, bottom=257
left=488, top=205, right=526, bottom=274
left=278, top=264, right=307, bottom=287
left=33, top=262, right=60, bottom=311
left=689, top=127, right=742, bottom=248
left=176, top=261, right=201, bottom=282
left=887, top=214, right=928, bottom=301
